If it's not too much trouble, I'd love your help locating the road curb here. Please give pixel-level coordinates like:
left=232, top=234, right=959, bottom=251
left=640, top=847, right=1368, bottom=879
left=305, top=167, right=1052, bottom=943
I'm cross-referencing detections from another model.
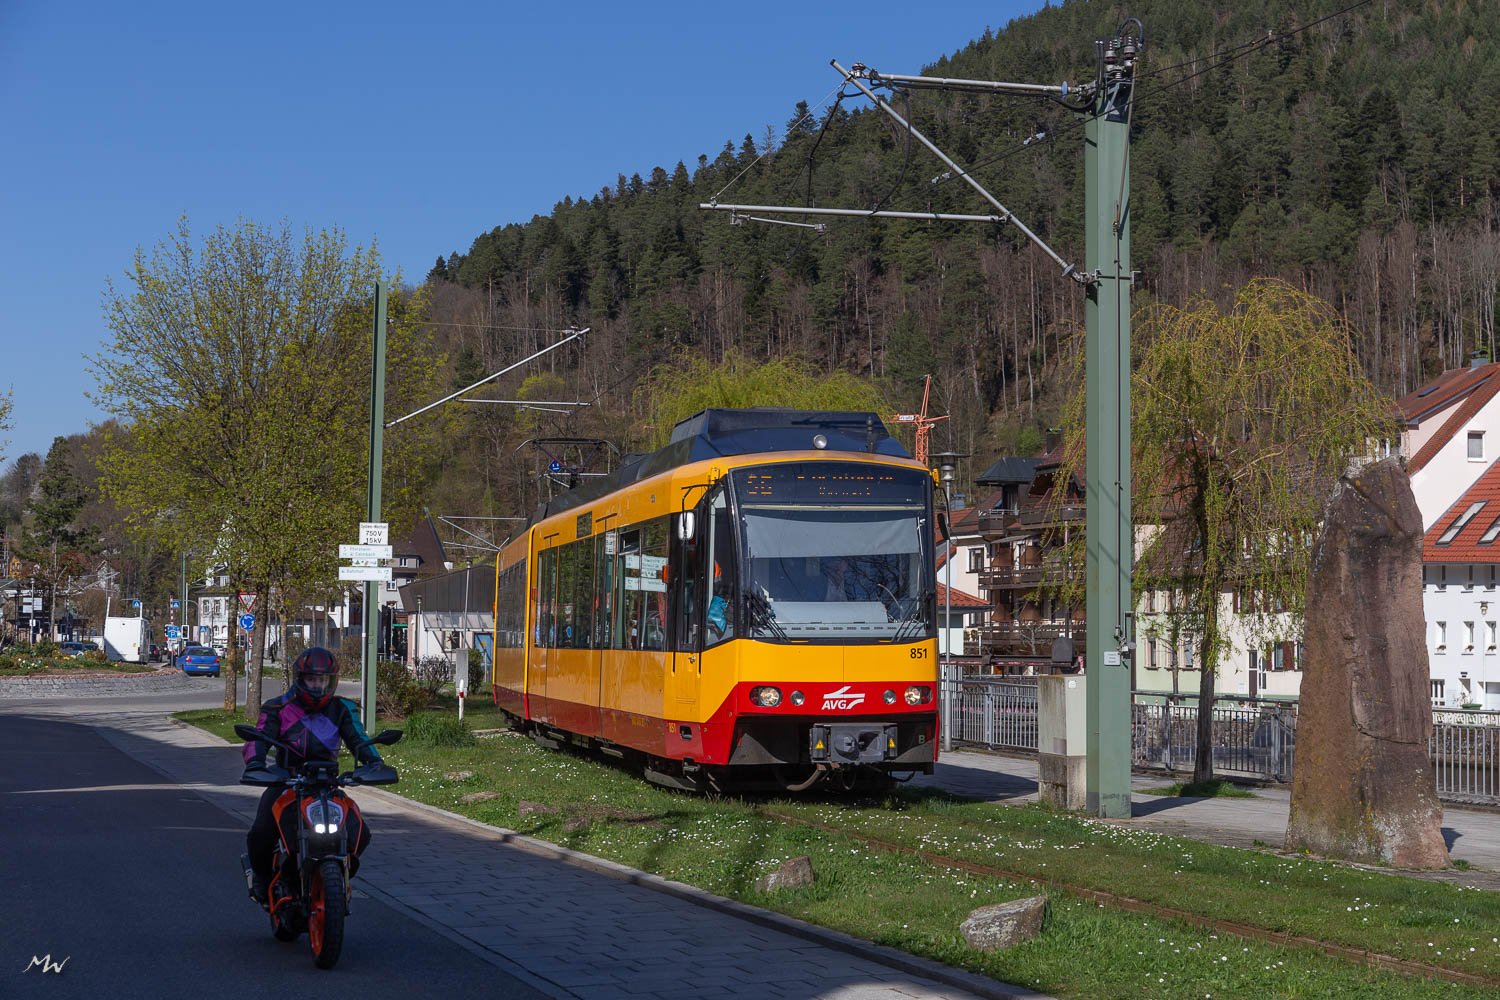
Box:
left=356, top=785, right=1050, bottom=1000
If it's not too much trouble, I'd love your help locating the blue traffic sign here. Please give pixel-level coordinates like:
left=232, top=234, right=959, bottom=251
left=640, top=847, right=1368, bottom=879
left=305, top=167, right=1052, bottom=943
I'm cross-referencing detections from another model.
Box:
left=548, top=460, right=563, bottom=473
left=238, top=613, right=256, bottom=632
left=165, top=625, right=182, bottom=639
left=170, top=599, right=180, bottom=609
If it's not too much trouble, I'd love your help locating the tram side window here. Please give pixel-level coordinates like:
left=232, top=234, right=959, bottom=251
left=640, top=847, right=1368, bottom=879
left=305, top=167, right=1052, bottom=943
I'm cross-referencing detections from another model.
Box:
left=640, top=518, right=669, bottom=650
left=612, top=518, right=670, bottom=650
left=498, top=561, right=526, bottom=648
left=559, top=538, right=593, bottom=648
left=535, top=548, right=557, bottom=647
left=616, top=528, right=642, bottom=648
left=704, top=489, right=735, bottom=647
left=593, top=532, right=615, bottom=649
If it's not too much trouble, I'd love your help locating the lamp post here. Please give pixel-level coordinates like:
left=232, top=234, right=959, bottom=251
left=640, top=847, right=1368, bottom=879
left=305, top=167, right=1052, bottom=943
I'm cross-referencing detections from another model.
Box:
left=935, top=456, right=960, bottom=753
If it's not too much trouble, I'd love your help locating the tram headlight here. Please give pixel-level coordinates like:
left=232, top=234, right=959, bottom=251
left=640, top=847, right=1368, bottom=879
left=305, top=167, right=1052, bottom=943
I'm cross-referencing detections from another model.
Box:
left=882, top=689, right=897, bottom=705
left=750, top=686, right=783, bottom=708
left=789, top=690, right=805, bottom=706
left=905, top=685, right=933, bottom=705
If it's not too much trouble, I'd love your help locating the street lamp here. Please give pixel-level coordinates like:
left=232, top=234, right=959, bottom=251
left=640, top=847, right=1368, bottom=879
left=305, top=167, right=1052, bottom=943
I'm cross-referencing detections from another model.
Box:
left=933, top=452, right=965, bottom=753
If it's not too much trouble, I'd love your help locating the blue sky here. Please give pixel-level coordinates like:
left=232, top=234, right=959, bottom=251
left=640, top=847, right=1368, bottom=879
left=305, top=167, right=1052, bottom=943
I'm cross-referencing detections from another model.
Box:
left=0, top=0, right=1048, bottom=463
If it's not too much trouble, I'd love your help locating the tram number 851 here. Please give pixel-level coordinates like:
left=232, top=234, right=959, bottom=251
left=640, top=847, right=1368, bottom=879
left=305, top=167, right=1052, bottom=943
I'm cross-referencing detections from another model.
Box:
left=909, top=647, right=929, bottom=659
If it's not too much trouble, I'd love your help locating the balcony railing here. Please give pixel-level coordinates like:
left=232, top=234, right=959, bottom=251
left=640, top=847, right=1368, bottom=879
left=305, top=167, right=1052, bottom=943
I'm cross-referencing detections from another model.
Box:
left=976, top=508, right=1019, bottom=538
left=978, top=565, right=1045, bottom=589
left=1017, top=504, right=1087, bottom=527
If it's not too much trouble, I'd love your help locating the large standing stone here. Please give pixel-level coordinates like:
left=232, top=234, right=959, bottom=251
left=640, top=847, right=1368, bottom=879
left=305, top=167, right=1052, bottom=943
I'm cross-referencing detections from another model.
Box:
left=959, top=896, right=1048, bottom=951
left=1286, top=459, right=1449, bottom=869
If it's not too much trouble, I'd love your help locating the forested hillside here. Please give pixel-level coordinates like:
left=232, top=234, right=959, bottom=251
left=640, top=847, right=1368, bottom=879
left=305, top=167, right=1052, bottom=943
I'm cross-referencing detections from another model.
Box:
left=419, top=0, right=1498, bottom=523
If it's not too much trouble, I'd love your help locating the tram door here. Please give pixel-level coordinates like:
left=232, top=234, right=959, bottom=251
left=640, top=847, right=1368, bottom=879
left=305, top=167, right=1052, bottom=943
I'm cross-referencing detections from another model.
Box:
left=671, top=509, right=703, bottom=709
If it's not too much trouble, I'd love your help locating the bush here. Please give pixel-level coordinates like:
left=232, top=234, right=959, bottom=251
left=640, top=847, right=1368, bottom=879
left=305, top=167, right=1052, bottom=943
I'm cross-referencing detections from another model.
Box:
left=375, top=659, right=427, bottom=719
left=339, top=635, right=365, bottom=676
left=467, top=647, right=486, bottom=693
left=412, top=655, right=453, bottom=700
left=34, top=638, right=56, bottom=657
left=403, top=711, right=476, bottom=748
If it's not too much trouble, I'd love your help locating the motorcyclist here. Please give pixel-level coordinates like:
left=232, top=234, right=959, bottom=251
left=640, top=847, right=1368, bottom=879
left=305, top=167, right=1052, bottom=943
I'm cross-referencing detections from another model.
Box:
left=241, top=646, right=384, bottom=909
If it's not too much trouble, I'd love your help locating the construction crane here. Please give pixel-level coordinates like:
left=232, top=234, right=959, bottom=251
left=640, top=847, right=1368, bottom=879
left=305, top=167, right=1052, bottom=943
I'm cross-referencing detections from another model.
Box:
left=892, top=375, right=948, bottom=467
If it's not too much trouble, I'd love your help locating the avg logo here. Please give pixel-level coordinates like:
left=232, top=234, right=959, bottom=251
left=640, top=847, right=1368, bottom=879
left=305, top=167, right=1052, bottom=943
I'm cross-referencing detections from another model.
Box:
left=820, top=685, right=866, bottom=711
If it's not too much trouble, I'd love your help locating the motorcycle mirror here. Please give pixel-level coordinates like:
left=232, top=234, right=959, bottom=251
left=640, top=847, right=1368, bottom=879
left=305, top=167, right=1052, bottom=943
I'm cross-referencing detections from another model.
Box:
left=234, top=724, right=263, bottom=742
left=372, top=729, right=404, bottom=746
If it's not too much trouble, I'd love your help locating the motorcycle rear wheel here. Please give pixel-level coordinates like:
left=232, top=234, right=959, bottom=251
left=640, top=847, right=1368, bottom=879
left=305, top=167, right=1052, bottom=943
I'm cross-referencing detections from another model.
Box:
left=308, top=859, right=346, bottom=969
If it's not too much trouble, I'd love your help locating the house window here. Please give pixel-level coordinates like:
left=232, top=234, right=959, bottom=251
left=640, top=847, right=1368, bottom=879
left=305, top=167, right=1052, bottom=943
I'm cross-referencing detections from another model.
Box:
left=1479, top=518, right=1500, bottom=546
left=1436, top=621, right=1447, bottom=650
left=1464, top=566, right=1475, bottom=591
left=1431, top=679, right=1446, bottom=706
left=1464, top=621, right=1476, bottom=652
left=1469, top=430, right=1485, bottom=460
left=1146, top=637, right=1158, bottom=669
left=1438, top=502, right=1486, bottom=545
left=968, top=547, right=985, bottom=573
left=1488, top=621, right=1496, bottom=651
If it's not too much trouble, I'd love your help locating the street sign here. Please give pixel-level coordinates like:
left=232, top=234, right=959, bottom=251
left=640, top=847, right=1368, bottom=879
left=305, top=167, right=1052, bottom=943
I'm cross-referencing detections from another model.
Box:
left=347, top=558, right=384, bottom=568
left=131, top=599, right=142, bottom=609
left=239, top=613, right=256, bottom=632
left=339, top=543, right=393, bottom=560
left=359, top=522, right=389, bottom=545
left=165, top=625, right=182, bottom=639
left=237, top=592, right=257, bottom=612
left=339, top=565, right=392, bottom=582
left=170, top=599, right=180, bottom=610
left=548, top=460, right=562, bottom=473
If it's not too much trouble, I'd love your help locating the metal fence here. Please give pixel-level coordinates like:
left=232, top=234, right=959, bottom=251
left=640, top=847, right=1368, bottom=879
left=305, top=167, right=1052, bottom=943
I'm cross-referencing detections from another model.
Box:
left=1431, top=709, right=1500, bottom=805
left=940, top=671, right=1500, bottom=806
left=1131, top=697, right=1297, bottom=782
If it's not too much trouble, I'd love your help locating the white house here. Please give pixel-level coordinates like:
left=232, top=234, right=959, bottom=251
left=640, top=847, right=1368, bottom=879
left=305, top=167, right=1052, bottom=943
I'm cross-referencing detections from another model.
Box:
left=1399, top=359, right=1500, bottom=530
left=1421, top=459, right=1500, bottom=709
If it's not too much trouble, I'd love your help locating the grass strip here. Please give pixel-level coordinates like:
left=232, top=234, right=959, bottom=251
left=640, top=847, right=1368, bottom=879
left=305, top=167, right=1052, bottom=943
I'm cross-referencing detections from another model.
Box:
left=178, top=703, right=1499, bottom=999
left=765, top=806, right=1498, bottom=990
left=771, top=787, right=1500, bottom=983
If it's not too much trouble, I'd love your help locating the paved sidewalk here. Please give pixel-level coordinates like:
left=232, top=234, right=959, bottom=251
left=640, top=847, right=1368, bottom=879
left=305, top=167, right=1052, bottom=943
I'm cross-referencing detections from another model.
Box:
left=14, top=700, right=1044, bottom=1000
left=919, top=749, right=1500, bottom=889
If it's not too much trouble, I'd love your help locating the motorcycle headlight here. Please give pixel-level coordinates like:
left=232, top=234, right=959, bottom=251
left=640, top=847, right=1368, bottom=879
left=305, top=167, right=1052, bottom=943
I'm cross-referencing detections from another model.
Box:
left=304, top=799, right=345, bottom=835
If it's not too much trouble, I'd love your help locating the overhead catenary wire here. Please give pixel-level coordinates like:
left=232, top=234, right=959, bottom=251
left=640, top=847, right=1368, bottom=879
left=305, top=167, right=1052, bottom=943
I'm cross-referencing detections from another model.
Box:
left=707, top=79, right=850, bottom=206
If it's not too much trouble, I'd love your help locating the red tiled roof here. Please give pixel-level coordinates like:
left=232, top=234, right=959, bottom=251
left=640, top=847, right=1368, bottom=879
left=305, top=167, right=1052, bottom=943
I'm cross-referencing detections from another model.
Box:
left=1424, top=457, right=1500, bottom=562
left=936, top=582, right=990, bottom=609
left=1396, top=363, right=1500, bottom=425
left=1407, top=374, right=1500, bottom=474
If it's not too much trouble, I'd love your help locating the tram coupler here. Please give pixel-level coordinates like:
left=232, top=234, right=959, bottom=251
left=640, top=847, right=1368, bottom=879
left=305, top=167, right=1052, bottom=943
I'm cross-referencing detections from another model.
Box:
left=809, top=723, right=900, bottom=765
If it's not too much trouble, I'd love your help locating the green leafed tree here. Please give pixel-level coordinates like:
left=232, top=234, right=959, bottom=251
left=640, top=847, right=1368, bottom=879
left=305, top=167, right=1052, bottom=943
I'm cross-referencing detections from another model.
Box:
left=91, top=217, right=445, bottom=716
left=1047, top=279, right=1395, bottom=784
left=634, top=349, right=888, bottom=449
left=0, top=387, right=11, bottom=467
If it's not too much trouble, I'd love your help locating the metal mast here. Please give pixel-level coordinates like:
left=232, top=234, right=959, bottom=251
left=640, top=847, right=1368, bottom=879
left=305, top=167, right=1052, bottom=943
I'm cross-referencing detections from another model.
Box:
left=697, top=19, right=1142, bottom=818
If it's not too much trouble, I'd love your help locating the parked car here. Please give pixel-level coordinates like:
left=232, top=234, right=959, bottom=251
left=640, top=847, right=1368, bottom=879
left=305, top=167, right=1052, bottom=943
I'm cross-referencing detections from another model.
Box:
left=58, top=640, right=100, bottom=658
left=178, top=644, right=221, bottom=676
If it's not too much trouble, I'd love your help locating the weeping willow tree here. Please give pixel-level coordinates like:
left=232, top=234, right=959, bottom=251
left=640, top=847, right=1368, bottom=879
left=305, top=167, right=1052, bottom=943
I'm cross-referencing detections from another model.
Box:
left=1046, top=278, right=1396, bottom=785
left=634, top=349, right=888, bottom=448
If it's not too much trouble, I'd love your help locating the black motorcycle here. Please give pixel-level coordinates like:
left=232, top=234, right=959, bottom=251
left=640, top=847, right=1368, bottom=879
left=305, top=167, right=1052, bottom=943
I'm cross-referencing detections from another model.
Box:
left=236, top=724, right=402, bottom=969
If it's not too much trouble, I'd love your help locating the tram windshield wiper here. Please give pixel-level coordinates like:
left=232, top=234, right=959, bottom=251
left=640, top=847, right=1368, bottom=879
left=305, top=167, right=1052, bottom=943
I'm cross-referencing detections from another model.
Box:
left=746, top=588, right=788, bottom=640
left=892, top=590, right=934, bottom=642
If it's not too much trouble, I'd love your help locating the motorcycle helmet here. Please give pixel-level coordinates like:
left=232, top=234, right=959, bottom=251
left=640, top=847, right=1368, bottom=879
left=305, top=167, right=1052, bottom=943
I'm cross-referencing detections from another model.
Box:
left=292, top=646, right=340, bottom=710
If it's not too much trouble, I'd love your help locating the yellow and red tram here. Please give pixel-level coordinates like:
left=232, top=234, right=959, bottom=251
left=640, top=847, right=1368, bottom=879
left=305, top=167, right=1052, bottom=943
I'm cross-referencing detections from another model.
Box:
left=490, top=408, right=939, bottom=791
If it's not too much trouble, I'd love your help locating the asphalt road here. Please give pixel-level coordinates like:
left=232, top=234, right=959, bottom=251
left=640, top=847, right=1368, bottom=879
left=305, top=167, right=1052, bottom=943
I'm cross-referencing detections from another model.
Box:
left=2, top=710, right=548, bottom=999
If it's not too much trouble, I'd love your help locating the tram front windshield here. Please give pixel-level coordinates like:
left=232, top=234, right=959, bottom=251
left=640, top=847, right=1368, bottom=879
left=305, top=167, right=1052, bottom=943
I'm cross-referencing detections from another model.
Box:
left=733, top=463, right=933, bottom=642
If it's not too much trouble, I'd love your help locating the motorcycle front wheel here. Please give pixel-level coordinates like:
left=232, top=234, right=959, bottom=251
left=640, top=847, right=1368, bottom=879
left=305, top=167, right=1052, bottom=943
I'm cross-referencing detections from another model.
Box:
left=308, top=859, right=346, bottom=969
